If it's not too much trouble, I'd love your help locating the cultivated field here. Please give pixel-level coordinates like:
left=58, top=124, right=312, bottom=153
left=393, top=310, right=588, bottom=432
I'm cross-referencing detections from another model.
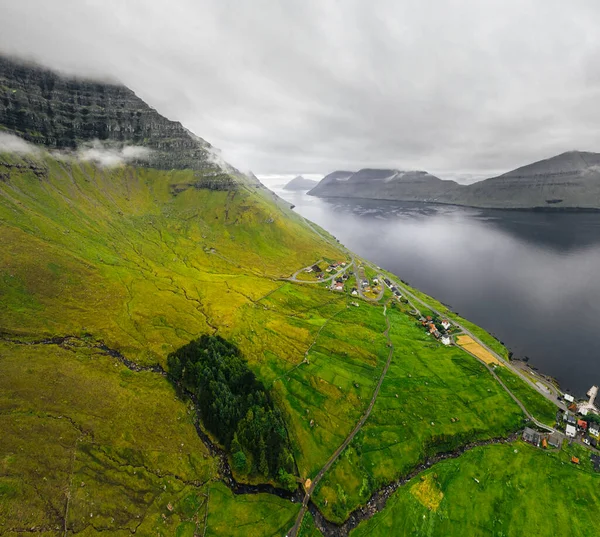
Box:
left=456, top=334, right=503, bottom=366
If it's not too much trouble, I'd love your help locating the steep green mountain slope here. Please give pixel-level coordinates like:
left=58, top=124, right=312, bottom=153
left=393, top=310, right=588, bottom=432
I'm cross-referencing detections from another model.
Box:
left=0, top=57, right=578, bottom=537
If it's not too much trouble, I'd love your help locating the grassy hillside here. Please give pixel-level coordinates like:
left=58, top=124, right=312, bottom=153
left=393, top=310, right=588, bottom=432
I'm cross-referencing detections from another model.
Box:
left=351, top=441, right=600, bottom=537
left=0, top=151, right=572, bottom=535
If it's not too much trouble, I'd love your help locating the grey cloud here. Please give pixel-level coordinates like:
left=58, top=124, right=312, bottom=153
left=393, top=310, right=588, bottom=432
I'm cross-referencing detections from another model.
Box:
left=1, top=0, right=600, bottom=179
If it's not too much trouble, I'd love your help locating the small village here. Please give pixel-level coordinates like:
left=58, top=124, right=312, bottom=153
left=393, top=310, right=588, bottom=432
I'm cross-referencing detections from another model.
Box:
left=299, top=257, right=600, bottom=477
left=522, top=385, right=600, bottom=470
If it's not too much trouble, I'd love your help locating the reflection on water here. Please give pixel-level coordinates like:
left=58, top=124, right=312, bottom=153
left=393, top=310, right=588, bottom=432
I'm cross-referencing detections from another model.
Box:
left=270, top=183, right=600, bottom=396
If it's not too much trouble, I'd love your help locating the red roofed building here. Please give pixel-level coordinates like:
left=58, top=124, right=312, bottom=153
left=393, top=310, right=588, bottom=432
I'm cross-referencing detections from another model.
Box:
left=577, top=419, right=588, bottom=430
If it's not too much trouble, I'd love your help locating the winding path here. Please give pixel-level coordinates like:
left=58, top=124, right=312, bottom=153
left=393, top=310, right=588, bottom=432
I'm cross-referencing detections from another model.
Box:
left=287, top=302, right=395, bottom=536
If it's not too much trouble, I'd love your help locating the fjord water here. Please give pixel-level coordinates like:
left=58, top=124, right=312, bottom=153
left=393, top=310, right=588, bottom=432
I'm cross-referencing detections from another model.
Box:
left=270, top=183, right=600, bottom=396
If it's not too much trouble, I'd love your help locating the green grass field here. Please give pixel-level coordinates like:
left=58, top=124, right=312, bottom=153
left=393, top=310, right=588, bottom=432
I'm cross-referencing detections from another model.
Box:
left=312, top=306, right=527, bottom=522
left=0, top=152, right=576, bottom=534
left=351, top=440, right=600, bottom=537
left=495, top=366, right=558, bottom=427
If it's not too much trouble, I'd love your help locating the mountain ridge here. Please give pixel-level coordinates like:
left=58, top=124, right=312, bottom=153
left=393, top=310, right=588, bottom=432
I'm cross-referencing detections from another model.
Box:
left=309, top=150, right=600, bottom=209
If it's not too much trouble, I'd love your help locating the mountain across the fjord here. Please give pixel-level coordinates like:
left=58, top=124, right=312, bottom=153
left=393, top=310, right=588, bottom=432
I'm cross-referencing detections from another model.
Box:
left=283, top=175, right=319, bottom=190
left=309, top=151, right=600, bottom=210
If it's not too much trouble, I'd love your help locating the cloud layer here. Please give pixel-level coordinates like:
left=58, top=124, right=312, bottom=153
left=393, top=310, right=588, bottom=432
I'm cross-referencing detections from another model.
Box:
left=1, top=0, right=599, bottom=178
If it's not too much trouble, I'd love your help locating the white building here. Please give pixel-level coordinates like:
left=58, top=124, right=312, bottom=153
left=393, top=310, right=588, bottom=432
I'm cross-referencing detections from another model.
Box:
left=566, top=424, right=577, bottom=438
left=590, top=424, right=600, bottom=438
left=441, top=335, right=451, bottom=346
left=441, top=320, right=451, bottom=330
left=564, top=393, right=575, bottom=403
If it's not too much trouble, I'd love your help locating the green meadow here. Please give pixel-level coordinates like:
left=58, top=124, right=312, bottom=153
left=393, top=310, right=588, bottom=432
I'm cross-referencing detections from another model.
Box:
left=0, top=153, right=573, bottom=534
left=312, top=306, right=526, bottom=522
left=351, top=441, right=600, bottom=537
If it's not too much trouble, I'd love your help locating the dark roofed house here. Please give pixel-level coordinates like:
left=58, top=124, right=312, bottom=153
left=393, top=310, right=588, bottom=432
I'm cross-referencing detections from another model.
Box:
left=547, top=431, right=562, bottom=448
left=311, top=264, right=321, bottom=273
left=592, top=454, right=600, bottom=472
left=522, top=427, right=541, bottom=447
left=566, top=414, right=577, bottom=426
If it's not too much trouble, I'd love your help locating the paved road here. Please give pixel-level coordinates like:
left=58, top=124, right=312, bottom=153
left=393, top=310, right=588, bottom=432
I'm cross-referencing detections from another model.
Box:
left=287, top=302, right=395, bottom=537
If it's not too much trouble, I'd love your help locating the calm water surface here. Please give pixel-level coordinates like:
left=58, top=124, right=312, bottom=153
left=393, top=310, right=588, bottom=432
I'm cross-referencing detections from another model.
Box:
left=270, top=183, right=600, bottom=396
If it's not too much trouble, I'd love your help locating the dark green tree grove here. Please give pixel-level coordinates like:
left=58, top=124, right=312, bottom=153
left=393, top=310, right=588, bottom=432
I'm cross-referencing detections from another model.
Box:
left=167, top=335, right=295, bottom=480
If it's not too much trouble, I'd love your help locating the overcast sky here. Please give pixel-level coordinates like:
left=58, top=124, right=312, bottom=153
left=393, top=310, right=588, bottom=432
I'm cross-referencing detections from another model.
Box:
left=1, top=0, right=599, bottom=179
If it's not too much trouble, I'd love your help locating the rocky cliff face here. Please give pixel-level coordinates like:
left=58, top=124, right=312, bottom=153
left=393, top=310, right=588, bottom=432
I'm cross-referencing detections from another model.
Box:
left=0, top=55, right=214, bottom=171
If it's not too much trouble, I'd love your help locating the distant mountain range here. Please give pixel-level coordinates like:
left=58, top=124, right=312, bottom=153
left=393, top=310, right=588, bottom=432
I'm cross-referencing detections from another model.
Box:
left=283, top=175, right=319, bottom=190
left=308, top=152, right=600, bottom=210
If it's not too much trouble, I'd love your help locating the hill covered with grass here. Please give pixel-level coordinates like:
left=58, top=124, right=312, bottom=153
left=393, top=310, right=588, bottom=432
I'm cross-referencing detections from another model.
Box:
left=0, top=57, right=589, bottom=537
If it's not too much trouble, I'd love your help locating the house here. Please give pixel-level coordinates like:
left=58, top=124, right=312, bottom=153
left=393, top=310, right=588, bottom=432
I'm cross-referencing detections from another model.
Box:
left=334, top=283, right=344, bottom=292
left=577, top=419, right=588, bottom=431
left=589, top=424, right=600, bottom=438
left=441, top=320, right=451, bottom=330
left=565, top=424, right=577, bottom=438
left=351, top=288, right=358, bottom=296
left=591, top=437, right=598, bottom=449
left=522, top=427, right=541, bottom=447
left=564, top=393, right=575, bottom=403
left=565, top=413, right=577, bottom=426
left=384, top=278, right=391, bottom=286
left=548, top=431, right=562, bottom=448
left=591, top=454, right=600, bottom=472
left=373, top=278, right=379, bottom=285
left=311, top=264, right=321, bottom=273
left=426, top=316, right=432, bottom=321
left=305, top=267, right=313, bottom=273
left=441, top=335, right=451, bottom=346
